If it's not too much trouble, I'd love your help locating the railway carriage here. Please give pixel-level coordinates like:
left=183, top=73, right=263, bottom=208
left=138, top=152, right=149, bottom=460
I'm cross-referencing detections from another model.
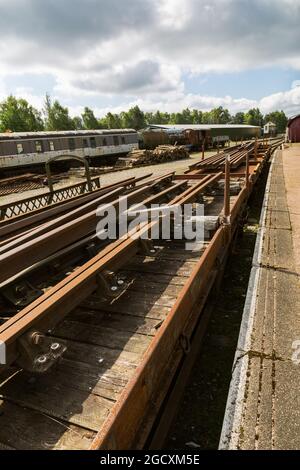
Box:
left=0, top=129, right=139, bottom=170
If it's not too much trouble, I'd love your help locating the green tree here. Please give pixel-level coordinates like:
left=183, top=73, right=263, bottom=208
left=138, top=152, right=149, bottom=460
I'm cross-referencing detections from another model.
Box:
left=104, top=112, right=122, bottom=129
left=145, top=111, right=155, bottom=125
left=72, top=116, right=83, bottom=129
left=43, top=94, right=75, bottom=130
left=170, top=112, right=184, bottom=124
left=0, top=95, right=44, bottom=132
left=232, top=112, right=245, bottom=124
left=121, top=106, right=146, bottom=129
left=208, top=106, right=231, bottom=124
left=191, top=109, right=203, bottom=124
left=244, top=108, right=263, bottom=127
left=181, top=108, right=192, bottom=124
left=263, top=110, right=287, bottom=133
left=81, top=107, right=99, bottom=129
left=202, top=111, right=211, bottom=124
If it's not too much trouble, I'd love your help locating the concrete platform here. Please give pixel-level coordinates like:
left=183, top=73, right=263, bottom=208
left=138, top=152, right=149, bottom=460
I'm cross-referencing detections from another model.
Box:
left=220, top=145, right=300, bottom=450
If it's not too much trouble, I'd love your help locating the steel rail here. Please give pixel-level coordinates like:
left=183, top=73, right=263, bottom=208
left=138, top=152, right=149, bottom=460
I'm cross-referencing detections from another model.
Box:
left=0, top=175, right=176, bottom=283
left=0, top=174, right=152, bottom=238
left=0, top=173, right=221, bottom=370
left=0, top=173, right=174, bottom=249
left=0, top=175, right=173, bottom=254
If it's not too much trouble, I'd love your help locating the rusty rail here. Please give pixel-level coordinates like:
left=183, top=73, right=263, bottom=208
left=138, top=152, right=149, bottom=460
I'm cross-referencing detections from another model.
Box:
left=0, top=172, right=222, bottom=370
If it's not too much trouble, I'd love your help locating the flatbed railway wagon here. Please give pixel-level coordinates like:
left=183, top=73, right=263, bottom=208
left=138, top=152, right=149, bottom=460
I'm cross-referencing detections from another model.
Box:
left=0, top=141, right=283, bottom=450
left=0, top=129, right=139, bottom=173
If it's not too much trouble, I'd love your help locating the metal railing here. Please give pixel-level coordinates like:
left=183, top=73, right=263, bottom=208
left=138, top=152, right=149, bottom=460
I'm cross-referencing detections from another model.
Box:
left=0, top=176, right=100, bottom=220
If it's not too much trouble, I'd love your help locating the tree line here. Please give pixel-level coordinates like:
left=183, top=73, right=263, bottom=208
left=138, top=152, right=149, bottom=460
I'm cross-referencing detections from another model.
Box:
left=0, top=94, right=288, bottom=134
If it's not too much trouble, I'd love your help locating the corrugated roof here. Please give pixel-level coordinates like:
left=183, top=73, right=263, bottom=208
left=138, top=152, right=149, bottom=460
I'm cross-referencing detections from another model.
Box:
left=148, top=124, right=260, bottom=130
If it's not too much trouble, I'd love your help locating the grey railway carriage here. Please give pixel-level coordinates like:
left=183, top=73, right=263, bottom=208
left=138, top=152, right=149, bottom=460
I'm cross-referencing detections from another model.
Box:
left=0, top=129, right=139, bottom=170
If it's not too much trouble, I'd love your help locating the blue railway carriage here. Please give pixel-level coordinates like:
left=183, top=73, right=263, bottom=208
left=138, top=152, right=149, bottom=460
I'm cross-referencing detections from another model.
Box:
left=0, top=129, right=139, bottom=170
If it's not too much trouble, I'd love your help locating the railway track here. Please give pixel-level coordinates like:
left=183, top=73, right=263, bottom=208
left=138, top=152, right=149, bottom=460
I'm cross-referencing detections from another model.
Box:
left=0, top=173, right=46, bottom=196
left=0, top=140, right=282, bottom=450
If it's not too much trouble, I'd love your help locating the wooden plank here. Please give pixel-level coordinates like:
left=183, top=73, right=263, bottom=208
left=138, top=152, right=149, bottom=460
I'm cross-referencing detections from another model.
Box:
left=103, top=301, right=170, bottom=320
left=113, top=290, right=177, bottom=308
left=149, top=246, right=202, bottom=261
left=0, top=370, right=114, bottom=432
left=62, top=338, right=140, bottom=369
left=54, top=320, right=152, bottom=354
left=0, top=441, right=16, bottom=450
left=72, top=308, right=162, bottom=335
left=124, top=280, right=182, bottom=296
left=125, top=258, right=196, bottom=276
left=14, top=358, right=127, bottom=402
left=0, top=400, right=95, bottom=450
left=120, top=271, right=187, bottom=287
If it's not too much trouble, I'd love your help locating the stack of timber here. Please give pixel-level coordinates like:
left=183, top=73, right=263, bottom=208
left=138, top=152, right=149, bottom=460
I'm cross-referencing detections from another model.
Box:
left=116, top=145, right=189, bottom=168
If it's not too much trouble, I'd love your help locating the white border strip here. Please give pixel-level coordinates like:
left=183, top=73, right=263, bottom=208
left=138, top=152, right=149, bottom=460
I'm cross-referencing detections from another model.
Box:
left=219, top=149, right=279, bottom=449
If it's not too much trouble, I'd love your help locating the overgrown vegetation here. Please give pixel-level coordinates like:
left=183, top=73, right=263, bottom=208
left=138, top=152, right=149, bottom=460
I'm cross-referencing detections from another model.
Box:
left=0, top=94, right=288, bottom=133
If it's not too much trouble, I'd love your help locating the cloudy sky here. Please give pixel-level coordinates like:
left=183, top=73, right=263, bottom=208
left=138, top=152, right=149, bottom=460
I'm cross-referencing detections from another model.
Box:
left=0, top=0, right=300, bottom=117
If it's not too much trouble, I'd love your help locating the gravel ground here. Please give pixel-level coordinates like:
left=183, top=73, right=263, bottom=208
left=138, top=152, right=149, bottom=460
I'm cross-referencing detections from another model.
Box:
left=0, top=150, right=217, bottom=206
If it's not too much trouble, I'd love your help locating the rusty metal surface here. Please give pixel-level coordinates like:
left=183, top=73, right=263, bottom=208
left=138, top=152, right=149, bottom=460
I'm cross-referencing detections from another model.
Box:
left=0, top=174, right=152, bottom=240
left=0, top=174, right=177, bottom=283
left=0, top=172, right=221, bottom=366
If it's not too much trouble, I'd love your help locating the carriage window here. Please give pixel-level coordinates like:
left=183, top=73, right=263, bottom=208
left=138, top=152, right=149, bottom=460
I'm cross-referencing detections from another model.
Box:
left=121, top=136, right=125, bottom=145
left=16, top=143, right=24, bottom=154
left=49, top=141, right=55, bottom=151
left=113, top=136, right=119, bottom=145
left=69, top=138, right=76, bottom=150
left=83, top=138, right=88, bottom=148
left=35, top=141, right=43, bottom=153
left=103, top=138, right=107, bottom=146
left=90, top=137, right=96, bottom=148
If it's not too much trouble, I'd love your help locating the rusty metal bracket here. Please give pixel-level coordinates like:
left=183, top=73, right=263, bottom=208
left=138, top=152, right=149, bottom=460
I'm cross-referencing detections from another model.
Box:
left=179, top=334, right=191, bottom=355
left=16, top=330, right=67, bottom=373
left=138, top=239, right=157, bottom=256
left=86, top=242, right=99, bottom=259
left=1, top=280, right=43, bottom=308
left=95, top=271, right=128, bottom=301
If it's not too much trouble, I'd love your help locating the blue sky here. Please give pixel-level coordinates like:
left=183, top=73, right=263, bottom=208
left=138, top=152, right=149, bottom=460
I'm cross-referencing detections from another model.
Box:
left=184, top=67, right=300, bottom=101
left=0, top=0, right=300, bottom=117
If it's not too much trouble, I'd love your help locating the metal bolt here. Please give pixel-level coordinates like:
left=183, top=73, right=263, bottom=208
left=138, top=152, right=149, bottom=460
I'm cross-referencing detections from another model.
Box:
left=111, top=286, right=118, bottom=291
left=36, top=355, right=48, bottom=364
left=117, top=279, right=124, bottom=286
left=50, top=343, right=60, bottom=352
left=30, top=331, right=43, bottom=345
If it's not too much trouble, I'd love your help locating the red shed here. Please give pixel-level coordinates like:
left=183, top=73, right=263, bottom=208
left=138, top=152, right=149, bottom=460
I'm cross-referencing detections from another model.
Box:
left=288, top=114, right=300, bottom=142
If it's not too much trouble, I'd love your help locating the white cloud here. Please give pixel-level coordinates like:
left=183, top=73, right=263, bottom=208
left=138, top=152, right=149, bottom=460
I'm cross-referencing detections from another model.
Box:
left=0, top=0, right=300, bottom=117
left=259, top=85, right=300, bottom=115
left=69, top=83, right=299, bottom=118
left=14, top=87, right=45, bottom=110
